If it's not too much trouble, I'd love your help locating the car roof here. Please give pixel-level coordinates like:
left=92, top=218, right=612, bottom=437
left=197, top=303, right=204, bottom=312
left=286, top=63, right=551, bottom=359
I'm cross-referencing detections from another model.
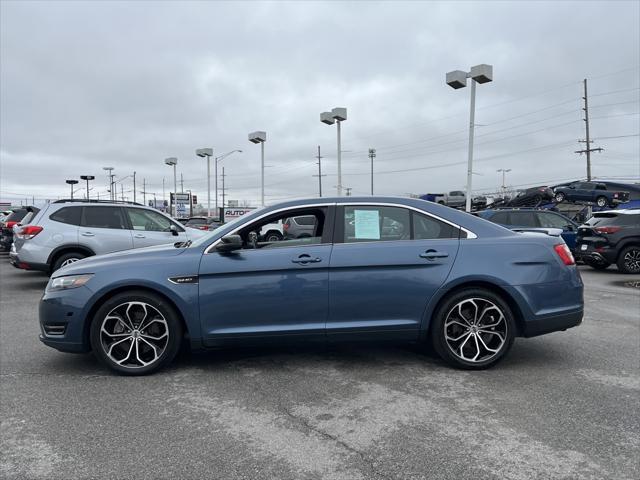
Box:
left=594, top=209, right=640, bottom=216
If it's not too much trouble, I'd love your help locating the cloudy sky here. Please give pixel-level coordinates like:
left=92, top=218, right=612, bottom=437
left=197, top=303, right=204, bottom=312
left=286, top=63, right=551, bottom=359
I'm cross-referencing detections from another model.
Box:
left=1, top=0, right=638, bottom=207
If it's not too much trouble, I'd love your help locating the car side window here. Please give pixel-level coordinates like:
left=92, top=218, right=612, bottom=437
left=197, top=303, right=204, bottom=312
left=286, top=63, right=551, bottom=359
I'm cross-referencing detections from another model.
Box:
left=490, top=212, right=511, bottom=224
left=413, top=212, right=458, bottom=239
left=81, top=207, right=126, bottom=229
left=126, top=208, right=179, bottom=232
left=344, top=206, right=410, bottom=243
left=238, top=208, right=328, bottom=250
left=508, top=212, right=539, bottom=227
left=538, top=212, right=569, bottom=229
left=50, top=207, right=82, bottom=226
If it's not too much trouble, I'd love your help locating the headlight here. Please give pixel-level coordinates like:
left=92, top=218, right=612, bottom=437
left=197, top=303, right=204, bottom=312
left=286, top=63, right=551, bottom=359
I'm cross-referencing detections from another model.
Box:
left=47, top=274, right=93, bottom=292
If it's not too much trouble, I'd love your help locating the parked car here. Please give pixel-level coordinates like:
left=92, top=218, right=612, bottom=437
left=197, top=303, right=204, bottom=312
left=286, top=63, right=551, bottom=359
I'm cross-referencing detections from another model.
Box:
left=9, top=200, right=206, bottom=274
left=1, top=207, right=38, bottom=252
left=184, top=217, right=221, bottom=231
left=477, top=208, right=579, bottom=250
left=575, top=209, right=640, bottom=273
left=39, top=196, right=583, bottom=375
left=554, top=181, right=629, bottom=208
left=283, top=215, right=317, bottom=239
left=507, top=186, right=555, bottom=207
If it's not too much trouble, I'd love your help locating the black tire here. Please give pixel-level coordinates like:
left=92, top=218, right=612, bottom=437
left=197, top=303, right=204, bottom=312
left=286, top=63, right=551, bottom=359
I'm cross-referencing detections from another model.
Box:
left=584, top=259, right=610, bottom=270
left=264, top=231, right=282, bottom=242
left=430, top=288, right=516, bottom=370
left=52, top=252, right=87, bottom=272
left=617, top=246, right=640, bottom=274
left=555, top=192, right=565, bottom=203
left=438, top=201, right=445, bottom=205
left=89, top=290, right=183, bottom=375
left=596, top=196, right=608, bottom=208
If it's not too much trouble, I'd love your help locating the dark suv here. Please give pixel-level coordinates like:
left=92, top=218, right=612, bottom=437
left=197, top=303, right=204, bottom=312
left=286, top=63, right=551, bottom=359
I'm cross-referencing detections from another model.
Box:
left=575, top=209, right=640, bottom=273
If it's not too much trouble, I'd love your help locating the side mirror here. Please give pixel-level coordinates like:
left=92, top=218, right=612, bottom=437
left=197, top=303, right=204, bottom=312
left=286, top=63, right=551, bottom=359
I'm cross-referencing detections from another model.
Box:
left=170, top=224, right=179, bottom=236
left=216, top=234, right=243, bottom=252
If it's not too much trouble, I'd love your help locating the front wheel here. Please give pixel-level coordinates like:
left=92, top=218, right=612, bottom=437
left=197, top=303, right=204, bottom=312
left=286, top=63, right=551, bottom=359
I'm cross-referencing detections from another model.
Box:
left=90, top=291, right=183, bottom=375
left=617, top=246, right=640, bottom=274
left=555, top=192, right=566, bottom=203
left=430, top=288, right=515, bottom=369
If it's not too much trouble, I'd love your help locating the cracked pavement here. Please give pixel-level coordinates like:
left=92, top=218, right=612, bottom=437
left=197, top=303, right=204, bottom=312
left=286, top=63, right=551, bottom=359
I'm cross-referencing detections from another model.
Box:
left=1, top=255, right=639, bottom=479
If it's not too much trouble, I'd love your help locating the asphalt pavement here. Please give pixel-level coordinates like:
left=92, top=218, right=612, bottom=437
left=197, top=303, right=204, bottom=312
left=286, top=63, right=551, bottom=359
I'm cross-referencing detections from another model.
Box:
left=1, top=254, right=638, bottom=480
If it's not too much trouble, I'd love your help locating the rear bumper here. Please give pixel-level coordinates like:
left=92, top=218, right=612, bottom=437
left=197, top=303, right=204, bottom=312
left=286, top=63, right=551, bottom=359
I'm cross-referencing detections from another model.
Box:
left=9, top=252, right=49, bottom=272
left=521, top=307, right=583, bottom=337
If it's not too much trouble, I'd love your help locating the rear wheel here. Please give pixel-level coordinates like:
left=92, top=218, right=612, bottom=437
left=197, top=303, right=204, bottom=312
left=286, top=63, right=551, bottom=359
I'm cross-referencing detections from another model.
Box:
left=555, top=192, right=565, bottom=203
left=52, top=252, right=86, bottom=272
left=90, top=291, right=183, bottom=375
left=617, top=246, right=640, bottom=274
left=596, top=196, right=608, bottom=208
left=264, top=231, right=282, bottom=242
left=430, top=288, right=515, bottom=369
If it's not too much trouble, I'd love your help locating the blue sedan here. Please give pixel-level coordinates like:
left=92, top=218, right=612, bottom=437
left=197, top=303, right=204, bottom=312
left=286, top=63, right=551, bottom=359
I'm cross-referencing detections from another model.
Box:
left=39, top=197, right=583, bottom=375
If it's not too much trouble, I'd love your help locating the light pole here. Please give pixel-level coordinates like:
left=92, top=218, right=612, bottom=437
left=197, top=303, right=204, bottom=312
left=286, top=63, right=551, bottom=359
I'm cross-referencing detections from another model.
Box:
left=80, top=175, right=95, bottom=200
left=368, top=148, right=376, bottom=195
left=102, top=167, right=115, bottom=200
left=196, top=148, right=214, bottom=217
left=65, top=179, right=79, bottom=199
left=164, top=157, right=178, bottom=217
left=248, top=132, right=267, bottom=206
left=320, top=108, right=347, bottom=196
left=446, top=64, right=493, bottom=212
left=497, top=168, right=511, bottom=195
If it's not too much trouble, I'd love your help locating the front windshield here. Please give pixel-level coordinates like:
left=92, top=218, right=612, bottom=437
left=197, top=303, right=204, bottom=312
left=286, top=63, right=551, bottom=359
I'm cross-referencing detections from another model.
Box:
left=188, top=207, right=268, bottom=248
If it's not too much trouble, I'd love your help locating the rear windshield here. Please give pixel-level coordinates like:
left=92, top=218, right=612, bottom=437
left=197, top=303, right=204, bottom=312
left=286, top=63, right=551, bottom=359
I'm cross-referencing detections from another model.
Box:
left=587, top=213, right=639, bottom=227
left=5, top=210, right=28, bottom=222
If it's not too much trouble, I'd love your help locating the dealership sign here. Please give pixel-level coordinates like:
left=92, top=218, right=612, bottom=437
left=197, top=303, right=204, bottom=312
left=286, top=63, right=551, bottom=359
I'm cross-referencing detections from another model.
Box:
left=222, top=207, right=255, bottom=221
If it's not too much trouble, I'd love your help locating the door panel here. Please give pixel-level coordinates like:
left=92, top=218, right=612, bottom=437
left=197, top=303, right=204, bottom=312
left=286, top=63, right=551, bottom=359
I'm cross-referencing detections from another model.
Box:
left=79, top=207, right=133, bottom=254
left=328, top=239, right=459, bottom=338
left=125, top=207, right=188, bottom=248
left=198, top=245, right=331, bottom=345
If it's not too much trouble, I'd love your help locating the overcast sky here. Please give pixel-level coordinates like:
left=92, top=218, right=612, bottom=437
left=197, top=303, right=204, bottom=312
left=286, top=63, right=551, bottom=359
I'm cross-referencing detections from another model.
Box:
left=1, top=0, right=639, bottom=207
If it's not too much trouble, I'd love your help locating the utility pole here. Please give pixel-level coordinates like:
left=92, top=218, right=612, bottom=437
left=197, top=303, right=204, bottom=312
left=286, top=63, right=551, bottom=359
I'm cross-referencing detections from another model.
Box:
left=345, top=187, right=352, bottom=197
left=180, top=173, right=184, bottom=193
left=143, top=178, right=147, bottom=206
left=575, top=78, right=603, bottom=181
left=162, top=178, right=165, bottom=207
left=133, top=171, right=136, bottom=203
left=368, top=148, right=376, bottom=195
left=121, top=184, right=125, bottom=202
left=312, top=146, right=326, bottom=197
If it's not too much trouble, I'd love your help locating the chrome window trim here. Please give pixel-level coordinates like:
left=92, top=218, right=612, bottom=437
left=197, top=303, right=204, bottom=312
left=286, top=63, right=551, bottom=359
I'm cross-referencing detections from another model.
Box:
left=339, top=202, right=478, bottom=240
left=204, top=203, right=333, bottom=254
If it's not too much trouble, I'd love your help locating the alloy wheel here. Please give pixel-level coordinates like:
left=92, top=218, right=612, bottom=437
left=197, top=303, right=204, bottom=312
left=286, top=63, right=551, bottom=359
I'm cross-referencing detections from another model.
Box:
left=624, top=249, right=640, bottom=273
left=99, top=301, right=169, bottom=369
left=444, top=298, right=507, bottom=363
left=61, top=257, right=80, bottom=267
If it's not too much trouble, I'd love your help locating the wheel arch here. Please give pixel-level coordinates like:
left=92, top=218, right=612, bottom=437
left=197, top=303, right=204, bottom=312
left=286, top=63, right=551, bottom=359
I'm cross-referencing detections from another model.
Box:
left=82, top=285, right=191, bottom=351
left=47, top=245, right=96, bottom=270
left=422, top=280, right=526, bottom=340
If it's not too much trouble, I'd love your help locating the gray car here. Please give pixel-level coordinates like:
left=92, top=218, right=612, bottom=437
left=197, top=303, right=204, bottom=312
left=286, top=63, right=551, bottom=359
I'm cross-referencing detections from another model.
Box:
left=9, top=200, right=205, bottom=273
left=283, top=215, right=317, bottom=239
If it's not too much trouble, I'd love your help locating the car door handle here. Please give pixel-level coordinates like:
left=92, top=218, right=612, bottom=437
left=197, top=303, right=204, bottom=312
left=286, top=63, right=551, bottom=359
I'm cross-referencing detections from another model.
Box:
left=81, top=232, right=95, bottom=237
left=291, top=254, right=322, bottom=264
left=420, top=250, right=449, bottom=260
left=134, top=234, right=146, bottom=238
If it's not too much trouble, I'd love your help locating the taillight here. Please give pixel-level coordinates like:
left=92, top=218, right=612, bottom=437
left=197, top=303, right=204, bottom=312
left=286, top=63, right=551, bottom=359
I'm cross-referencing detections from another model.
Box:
left=554, top=244, right=575, bottom=266
left=198, top=226, right=208, bottom=230
left=595, top=226, right=621, bottom=234
left=6, top=221, right=17, bottom=229
left=16, top=225, right=43, bottom=240
left=283, top=223, right=289, bottom=231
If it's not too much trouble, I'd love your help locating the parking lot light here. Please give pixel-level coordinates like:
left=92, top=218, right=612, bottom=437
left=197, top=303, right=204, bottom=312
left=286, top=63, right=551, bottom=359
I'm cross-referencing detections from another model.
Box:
left=320, top=107, right=347, bottom=196
left=164, top=157, right=178, bottom=216
left=446, top=64, right=493, bottom=212
left=65, top=179, right=79, bottom=199
left=80, top=175, right=95, bottom=200
left=248, top=132, right=267, bottom=207
left=196, top=148, right=214, bottom=217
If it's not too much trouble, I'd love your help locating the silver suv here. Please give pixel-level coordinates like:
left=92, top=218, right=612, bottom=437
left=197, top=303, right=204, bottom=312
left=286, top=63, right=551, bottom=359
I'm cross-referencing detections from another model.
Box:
left=9, top=200, right=206, bottom=273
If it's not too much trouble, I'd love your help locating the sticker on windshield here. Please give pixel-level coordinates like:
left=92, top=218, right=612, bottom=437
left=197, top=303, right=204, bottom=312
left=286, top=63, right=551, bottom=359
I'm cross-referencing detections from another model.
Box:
left=354, top=210, right=380, bottom=239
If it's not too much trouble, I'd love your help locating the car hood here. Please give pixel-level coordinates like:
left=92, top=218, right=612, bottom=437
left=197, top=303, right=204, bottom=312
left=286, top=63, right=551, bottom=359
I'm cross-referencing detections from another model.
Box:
left=53, top=243, right=188, bottom=277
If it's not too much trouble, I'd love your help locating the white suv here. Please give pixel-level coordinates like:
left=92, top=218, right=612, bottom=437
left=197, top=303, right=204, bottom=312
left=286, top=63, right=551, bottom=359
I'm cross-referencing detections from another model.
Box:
left=9, top=200, right=206, bottom=274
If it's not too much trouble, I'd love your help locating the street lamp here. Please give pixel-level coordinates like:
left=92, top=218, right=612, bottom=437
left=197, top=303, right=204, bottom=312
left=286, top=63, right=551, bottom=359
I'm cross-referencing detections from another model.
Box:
left=65, top=179, right=79, bottom=199
left=196, top=148, right=214, bottom=217
left=102, top=167, right=115, bottom=201
left=248, top=132, right=267, bottom=206
left=80, top=175, right=95, bottom=200
left=446, top=64, right=493, bottom=212
left=164, top=157, right=178, bottom=217
left=497, top=168, right=511, bottom=194
left=320, top=107, right=347, bottom=196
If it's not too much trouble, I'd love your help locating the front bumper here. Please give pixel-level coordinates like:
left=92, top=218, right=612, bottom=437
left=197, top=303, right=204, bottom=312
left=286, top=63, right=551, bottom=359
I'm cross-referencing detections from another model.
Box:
left=39, top=286, right=93, bottom=353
